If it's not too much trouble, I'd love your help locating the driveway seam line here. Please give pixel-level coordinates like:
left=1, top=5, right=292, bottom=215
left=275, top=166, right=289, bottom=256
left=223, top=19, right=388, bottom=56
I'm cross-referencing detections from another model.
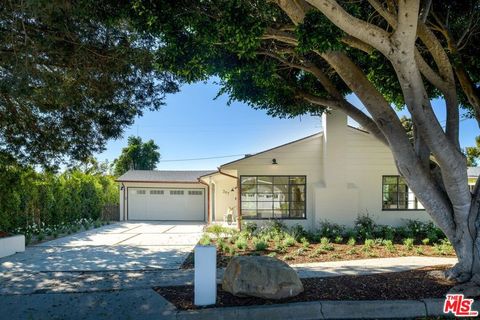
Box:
left=112, top=233, right=142, bottom=245
left=120, top=225, right=143, bottom=233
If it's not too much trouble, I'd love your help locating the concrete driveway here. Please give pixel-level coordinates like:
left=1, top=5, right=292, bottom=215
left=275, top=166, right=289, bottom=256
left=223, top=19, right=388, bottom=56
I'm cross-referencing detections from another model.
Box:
left=0, top=221, right=204, bottom=272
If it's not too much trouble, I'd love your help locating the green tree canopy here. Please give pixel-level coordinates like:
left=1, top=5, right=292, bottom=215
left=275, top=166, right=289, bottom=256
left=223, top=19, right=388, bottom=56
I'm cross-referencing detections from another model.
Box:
left=124, top=0, right=480, bottom=292
left=113, top=136, right=160, bottom=176
left=0, top=0, right=178, bottom=166
left=466, top=136, right=480, bottom=167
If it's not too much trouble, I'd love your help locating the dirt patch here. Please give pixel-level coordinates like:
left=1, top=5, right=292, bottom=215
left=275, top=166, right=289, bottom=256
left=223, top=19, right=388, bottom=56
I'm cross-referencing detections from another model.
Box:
left=156, top=265, right=456, bottom=310
left=0, top=231, right=10, bottom=238
left=180, top=242, right=455, bottom=269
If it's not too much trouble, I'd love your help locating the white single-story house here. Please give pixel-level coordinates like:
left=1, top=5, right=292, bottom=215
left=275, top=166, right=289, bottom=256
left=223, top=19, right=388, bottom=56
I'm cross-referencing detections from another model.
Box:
left=117, top=111, right=478, bottom=229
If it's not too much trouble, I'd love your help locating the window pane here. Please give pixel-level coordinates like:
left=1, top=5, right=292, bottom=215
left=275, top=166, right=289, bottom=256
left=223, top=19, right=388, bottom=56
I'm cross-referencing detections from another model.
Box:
left=291, top=202, right=305, bottom=212
left=257, top=176, right=273, bottom=185
left=290, top=210, right=305, bottom=218
left=290, top=176, right=305, bottom=184
left=383, top=176, right=398, bottom=184
left=241, top=202, right=256, bottom=210
left=290, top=185, right=305, bottom=202
left=241, top=176, right=256, bottom=185
left=258, top=194, right=274, bottom=201
left=240, top=175, right=306, bottom=219
left=273, top=184, right=289, bottom=193
left=273, top=177, right=289, bottom=184
left=383, top=184, right=397, bottom=192
left=274, top=209, right=289, bottom=218
left=258, top=184, right=273, bottom=194
left=241, top=193, right=257, bottom=201
left=257, top=201, right=273, bottom=210
left=242, top=210, right=257, bottom=218
left=258, top=210, right=273, bottom=218
left=241, top=184, right=256, bottom=193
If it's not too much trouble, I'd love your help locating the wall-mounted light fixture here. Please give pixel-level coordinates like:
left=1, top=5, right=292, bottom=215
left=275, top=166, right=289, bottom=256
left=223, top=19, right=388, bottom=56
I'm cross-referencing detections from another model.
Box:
left=272, top=158, right=278, bottom=165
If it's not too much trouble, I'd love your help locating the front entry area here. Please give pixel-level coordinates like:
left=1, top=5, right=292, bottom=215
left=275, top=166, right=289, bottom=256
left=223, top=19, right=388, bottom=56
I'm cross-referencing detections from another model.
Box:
left=127, top=187, right=205, bottom=221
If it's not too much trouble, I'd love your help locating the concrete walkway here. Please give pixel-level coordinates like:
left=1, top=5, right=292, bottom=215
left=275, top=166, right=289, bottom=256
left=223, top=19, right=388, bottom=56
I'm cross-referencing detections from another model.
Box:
left=0, top=256, right=457, bottom=296
left=0, top=222, right=204, bottom=272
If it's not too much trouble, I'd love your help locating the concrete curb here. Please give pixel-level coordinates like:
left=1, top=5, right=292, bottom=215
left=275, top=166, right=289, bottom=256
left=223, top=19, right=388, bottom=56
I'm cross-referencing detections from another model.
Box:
left=173, top=299, right=464, bottom=319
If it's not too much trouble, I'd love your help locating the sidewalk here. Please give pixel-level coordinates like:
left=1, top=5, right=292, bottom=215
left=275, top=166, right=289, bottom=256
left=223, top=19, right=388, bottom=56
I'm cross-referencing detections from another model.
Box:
left=0, top=257, right=457, bottom=319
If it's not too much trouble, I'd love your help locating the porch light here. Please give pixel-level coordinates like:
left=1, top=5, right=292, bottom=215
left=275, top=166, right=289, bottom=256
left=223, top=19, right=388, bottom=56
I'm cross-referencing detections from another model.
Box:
left=272, top=158, right=278, bottom=165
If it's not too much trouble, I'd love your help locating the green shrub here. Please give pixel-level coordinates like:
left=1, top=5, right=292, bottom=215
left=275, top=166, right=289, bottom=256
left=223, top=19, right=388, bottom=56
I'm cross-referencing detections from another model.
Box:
left=320, top=237, right=334, bottom=251
left=383, top=240, right=396, bottom=253
left=227, top=245, right=236, bottom=255
left=199, top=234, right=212, bottom=246
left=242, top=222, right=258, bottom=235
left=309, top=248, right=326, bottom=258
left=253, top=238, right=268, bottom=251
left=300, top=237, right=310, bottom=248
left=235, top=237, right=248, bottom=250
left=267, top=252, right=277, bottom=258
left=403, top=238, right=415, bottom=250
left=347, top=237, right=356, bottom=246
left=433, top=239, right=454, bottom=255
left=415, top=247, right=424, bottom=255
left=317, top=221, right=345, bottom=240
left=283, top=236, right=296, bottom=247
left=289, top=224, right=307, bottom=241
left=37, top=232, right=45, bottom=241
left=206, top=224, right=230, bottom=238
left=363, top=239, right=375, bottom=251
left=283, top=254, right=294, bottom=261
left=422, top=238, right=430, bottom=245
left=354, top=215, right=376, bottom=240
left=334, top=236, right=343, bottom=244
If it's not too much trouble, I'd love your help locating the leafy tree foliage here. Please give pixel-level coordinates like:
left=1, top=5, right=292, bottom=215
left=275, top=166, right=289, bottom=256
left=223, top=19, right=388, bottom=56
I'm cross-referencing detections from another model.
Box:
left=0, top=0, right=178, bottom=166
left=124, top=0, right=480, bottom=291
left=466, top=136, right=480, bottom=166
left=113, top=136, right=160, bottom=176
left=0, top=159, right=118, bottom=232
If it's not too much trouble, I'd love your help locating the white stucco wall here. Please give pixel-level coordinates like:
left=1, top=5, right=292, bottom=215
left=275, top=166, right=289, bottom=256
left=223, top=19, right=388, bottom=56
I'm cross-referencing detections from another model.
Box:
left=118, top=181, right=207, bottom=221
left=201, top=174, right=237, bottom=222
left=221, top=133, right=323, bottom=230
left=215, top=111, right=430, bottom=230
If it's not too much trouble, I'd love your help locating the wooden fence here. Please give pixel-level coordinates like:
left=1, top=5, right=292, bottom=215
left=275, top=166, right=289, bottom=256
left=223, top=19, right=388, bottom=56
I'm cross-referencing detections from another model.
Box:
left=101, top=204, right=120, bottom=221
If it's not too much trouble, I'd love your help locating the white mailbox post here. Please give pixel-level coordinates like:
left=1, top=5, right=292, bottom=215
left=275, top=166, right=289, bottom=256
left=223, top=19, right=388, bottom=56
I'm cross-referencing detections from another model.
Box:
left=194, top=244, right=217, bottom=306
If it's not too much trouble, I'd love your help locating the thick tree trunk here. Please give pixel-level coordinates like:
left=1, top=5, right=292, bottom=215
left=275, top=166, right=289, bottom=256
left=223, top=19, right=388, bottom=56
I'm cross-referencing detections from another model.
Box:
left=447, top=181, right=480, bottom=296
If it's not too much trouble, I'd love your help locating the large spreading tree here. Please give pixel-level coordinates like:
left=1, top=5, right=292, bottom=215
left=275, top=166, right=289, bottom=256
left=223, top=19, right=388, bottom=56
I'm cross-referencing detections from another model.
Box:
left=125, top=0, right=480, bottom=294
left=0, top=0, right=178, bottom=166
left=4, top=0, right=480, bottom=294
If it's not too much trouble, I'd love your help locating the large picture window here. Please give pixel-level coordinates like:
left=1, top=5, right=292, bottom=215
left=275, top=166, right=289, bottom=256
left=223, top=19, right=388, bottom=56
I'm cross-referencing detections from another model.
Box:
left=240, top=176, right=306, bottom=219
left=382, top=176, right=424, bottom=210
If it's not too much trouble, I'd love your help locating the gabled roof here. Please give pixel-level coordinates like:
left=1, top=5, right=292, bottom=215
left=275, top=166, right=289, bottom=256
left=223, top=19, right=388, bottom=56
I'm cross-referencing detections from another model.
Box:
left=116, top=170, right=216, bottom=183
left=220, top=132, right=323, bottom=168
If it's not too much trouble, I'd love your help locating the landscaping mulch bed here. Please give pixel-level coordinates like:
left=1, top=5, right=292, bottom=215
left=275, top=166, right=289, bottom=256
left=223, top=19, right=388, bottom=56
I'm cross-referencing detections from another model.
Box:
left=156, top=265, right=455, bottom=310
left=0, top=231, right=9, bottom=238
left=180, top=242, right=455, bottom=269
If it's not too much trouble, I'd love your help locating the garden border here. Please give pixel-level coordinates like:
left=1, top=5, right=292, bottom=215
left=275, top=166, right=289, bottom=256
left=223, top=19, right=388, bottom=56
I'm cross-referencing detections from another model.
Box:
left=170, top=298, right=477, bottom=319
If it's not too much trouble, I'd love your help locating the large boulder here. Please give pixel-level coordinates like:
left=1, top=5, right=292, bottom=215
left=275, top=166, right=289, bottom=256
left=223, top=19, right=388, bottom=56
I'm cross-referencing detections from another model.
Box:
left=222, top=256, right=304, bottom=299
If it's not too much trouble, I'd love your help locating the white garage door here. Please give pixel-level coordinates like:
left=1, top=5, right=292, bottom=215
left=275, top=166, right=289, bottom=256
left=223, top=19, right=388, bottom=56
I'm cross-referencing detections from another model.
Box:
left=128, top=188, right=205, bottom=221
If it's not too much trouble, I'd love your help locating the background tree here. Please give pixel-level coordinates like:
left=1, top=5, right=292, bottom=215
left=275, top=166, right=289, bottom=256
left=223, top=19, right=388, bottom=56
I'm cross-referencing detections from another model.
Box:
left=466, top=136, right=480, bottom=166
left=113, top=136, right=160, bottom=176
left=125, top=0, right=480, bottom=294
left=0, top=0, right=178, bottom=167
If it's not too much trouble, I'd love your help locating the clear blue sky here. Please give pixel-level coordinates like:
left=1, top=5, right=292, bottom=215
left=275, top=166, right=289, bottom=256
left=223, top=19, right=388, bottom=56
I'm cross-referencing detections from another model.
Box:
left=95, top=79, right=479, bottom=170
